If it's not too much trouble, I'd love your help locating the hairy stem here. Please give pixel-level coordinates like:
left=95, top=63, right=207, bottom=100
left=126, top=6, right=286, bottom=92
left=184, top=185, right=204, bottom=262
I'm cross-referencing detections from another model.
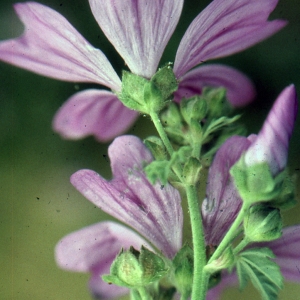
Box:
left=185, top=184, right=207, bottom=300
left=208, top=203, right=250, bottom=264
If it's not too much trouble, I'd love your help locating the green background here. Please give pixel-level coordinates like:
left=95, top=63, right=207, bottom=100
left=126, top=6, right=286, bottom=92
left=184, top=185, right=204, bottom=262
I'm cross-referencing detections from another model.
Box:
left=0, top=0, right=300, bottom=299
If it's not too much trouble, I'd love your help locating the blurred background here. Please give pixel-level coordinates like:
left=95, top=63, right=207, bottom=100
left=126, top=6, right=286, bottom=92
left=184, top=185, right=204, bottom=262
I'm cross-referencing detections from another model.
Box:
left=0, top=0, right=300, bottom=299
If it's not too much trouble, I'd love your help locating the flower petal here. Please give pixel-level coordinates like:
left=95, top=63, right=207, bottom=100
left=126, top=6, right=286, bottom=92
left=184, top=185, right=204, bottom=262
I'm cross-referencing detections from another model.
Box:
left=244, top=85, right=298, bottom=175
left=174, top=64, right=256, bottom=107
left=202, top=136, right=251, bottom=246
left=70, top=136, right=183, bottom=258
left=55, top=221, right=151, bottom=299
left=89, top=0, right=183, bottom=78
left=0, top=2, right=121, bottom=90
left=52, top=89, right=138, bottom=142
left=174, top=0, right=287, bottom=78
left=257, top=225, right=300, bottom=282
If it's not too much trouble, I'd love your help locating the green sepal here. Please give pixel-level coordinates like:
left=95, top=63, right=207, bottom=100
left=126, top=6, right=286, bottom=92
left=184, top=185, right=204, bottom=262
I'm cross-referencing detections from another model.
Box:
left=202, top=87, right=232, bottom=118
left=182, top=157, right=202, bottom=185
left=172, top=245, right=194, bottom=298
left=144, top=136, right=168, bottom=161
left=160, top=102, right=183, bottom=127
left=150, top=64, right=178, bottom=102
left=266, top=173, right=297, bottom=210
left=244, top=204, right=282, bottom=242
left=180, top=96, right=207, bottom=125
left=230, top=157, right=283, bottom=204
left=144, top=160, right=171, bottom=185
left=119, top=71, right=148, bottom=112
left=102, top=246, right=168, bottom=288
left=236, top=247, right=283, bottom=300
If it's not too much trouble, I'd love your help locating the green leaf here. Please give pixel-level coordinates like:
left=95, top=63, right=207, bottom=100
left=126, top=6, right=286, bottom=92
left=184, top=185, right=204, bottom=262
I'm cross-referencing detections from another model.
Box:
left=236, top=247, right=283, bottom=300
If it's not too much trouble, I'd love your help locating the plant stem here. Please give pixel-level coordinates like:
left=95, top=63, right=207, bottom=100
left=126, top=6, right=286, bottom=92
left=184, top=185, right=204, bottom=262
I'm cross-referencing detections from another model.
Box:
left=149, top=111, right=174, bottom=156
left=208, top=203, right=250, bottom=264
left=233, top=237, right=250, bottom=255
left=185, top=184, right=207, bottom=300
left=137, top=287, right=151, bottom=300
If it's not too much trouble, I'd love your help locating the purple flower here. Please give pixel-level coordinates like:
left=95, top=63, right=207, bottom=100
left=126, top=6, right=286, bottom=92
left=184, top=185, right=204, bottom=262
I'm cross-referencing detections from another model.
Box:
left=202, top=85, right=299, bottom=298
left=0, top=0, right=286, bottom=140
left=244, top=85, right=298, bottom=176
left=55, top=135, right=183, bottom=298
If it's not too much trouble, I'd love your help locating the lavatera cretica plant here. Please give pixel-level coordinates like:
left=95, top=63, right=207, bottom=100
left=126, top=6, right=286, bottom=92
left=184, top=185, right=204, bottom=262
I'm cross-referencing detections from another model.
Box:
left=1, top=0, right=299, bottom=300
left=56, top=85, right=300, bottom=300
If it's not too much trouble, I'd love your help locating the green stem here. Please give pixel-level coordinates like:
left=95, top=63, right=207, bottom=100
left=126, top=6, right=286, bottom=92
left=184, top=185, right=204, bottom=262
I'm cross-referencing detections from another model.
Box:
left=233, top=237, right=251, bottom=255
left=185, top=184, right=207, bottom=300
left=208, top=203, right=250, bottom=264
left=137, top=287, right=151, bottom=300
left=149, top=111, right=174, bottom=156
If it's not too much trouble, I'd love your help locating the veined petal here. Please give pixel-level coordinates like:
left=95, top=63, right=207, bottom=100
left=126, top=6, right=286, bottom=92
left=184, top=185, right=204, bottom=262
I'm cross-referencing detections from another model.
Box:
left=0, top=2, right=121, bottom=90
left=55, top=221, right=151, bottom=299
left=174, top=64, right=256, bottom=107
left=202, top=136, right=251, bottom=246
left=174, top=0, right=286, bottom=78
left=52, top=89, right=138, bottom=142
left=262, top=225, right=300, bottom=282
left=71, top=136, right=183, bottom=258
left=89, top=0, right=183, bottom=78
left=244, top=85, right=298, bottom=175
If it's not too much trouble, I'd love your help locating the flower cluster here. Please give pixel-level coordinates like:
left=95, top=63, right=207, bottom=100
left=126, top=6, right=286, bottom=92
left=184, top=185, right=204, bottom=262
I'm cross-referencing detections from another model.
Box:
left=1, top=0, right=299, bottom=300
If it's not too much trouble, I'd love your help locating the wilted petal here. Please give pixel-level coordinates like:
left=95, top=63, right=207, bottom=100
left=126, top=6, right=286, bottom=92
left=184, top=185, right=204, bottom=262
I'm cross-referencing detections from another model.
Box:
left=174, top=0, right=286, bottom=78
left=174, top=64, right=256, bottom=107
left=0, top=2, right=121, bottom=90
left=55, top=221, right=151, bottom=299
left=89, top=0, right=183, bottom=78
left=244, top=85, right=298, bottom=175
left=202, top=136, right=251, bottom=245
left=52, top=89, right=138, bottom=142
left=71, top=136, right=183, bottom=258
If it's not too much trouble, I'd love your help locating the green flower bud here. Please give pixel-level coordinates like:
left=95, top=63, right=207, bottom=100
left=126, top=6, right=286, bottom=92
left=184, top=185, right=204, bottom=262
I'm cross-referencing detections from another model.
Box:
left=244, top=204, right=282, bottom=242
left=180, top=96, right=207, bottom=125
left=102, top=246, right=168, bottom=288
left=182, top=157, right=202, bottom=185
left=160, top=102, right=183, bottom=128
left=230, top=156, right=283, bottom=204
left=202, top=87, right=231, bottom=118
left=172, top=245, right=194, bottom=298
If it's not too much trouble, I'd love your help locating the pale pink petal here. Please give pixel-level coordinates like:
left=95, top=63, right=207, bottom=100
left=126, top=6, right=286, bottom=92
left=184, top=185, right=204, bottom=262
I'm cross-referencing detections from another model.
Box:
left=71, top=136, right=183, bottom=258
left=0, top=2, right=121, bottom=90
left=244, top=85, right=298, bottom=175
left=174, top=0, right=286, bottom=78
left=202, top=136, right=251, bottom=246
left=55, top=221, right=151, bottom=299
left=52, top=89, right=138, bottom=142
left=174, top=64, right=256, bottom=107
left=89, top=0, right=183, bottom=78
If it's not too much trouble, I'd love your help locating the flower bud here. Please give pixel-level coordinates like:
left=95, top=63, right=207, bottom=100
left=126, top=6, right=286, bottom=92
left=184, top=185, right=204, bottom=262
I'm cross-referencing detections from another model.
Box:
left=180, top=96, right=207, bottom=125
left=144, top=136, right=167, bottom=161
left=102, top=246, right=168, bottom=288
left=244, top=204, right=282, bottom=242
left=172, top=245, right=194, bottom=297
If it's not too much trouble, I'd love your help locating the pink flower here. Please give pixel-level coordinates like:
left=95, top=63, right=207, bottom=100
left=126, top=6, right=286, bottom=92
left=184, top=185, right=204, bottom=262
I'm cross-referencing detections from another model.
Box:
left=55, top=135, right=183, bottom=298
left=0, top=0, right=286, bottom=140
left=202, top=85, right=299, bottom=298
